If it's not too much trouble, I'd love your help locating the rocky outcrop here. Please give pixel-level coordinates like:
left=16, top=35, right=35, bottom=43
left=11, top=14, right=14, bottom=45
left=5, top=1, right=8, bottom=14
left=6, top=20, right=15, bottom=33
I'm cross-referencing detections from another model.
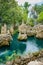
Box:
left=5, top=50, right=43, bottom=65
left=18, top=22, right=27, bottom=34
left=18, top=23, right=34, bottom=40
left=0, top=24, right=13, bottom=46
left=36, top=30, right=43, bottom=39
left=33, top=24, right=43, bottom=39
left=18, top=23, right=43, bottom=39
left=18, top=33, right=27, bottom=40
left=33, top=24, right=43, bottom=34
left=27, top=61, right=43, bottom=65
left=26, top=26, right=34, bottom=36
left=0, top=34, right=12, bottom=46
left=27, top=30, right=35, bottom=36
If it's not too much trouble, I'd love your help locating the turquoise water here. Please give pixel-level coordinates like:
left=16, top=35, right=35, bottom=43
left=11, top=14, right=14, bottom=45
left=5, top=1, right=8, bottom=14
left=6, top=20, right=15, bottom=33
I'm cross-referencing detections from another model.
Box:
left=0, top=33, right=43, bottom=60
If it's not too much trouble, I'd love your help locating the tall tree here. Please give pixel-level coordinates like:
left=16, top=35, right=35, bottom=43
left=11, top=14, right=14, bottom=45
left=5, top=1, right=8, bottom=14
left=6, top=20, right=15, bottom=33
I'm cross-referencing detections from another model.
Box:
left=0, top=0, right=22, bottom=25
left=24, top=2, right=30, bottom=14
left=34, top=4, right=43, bottom=14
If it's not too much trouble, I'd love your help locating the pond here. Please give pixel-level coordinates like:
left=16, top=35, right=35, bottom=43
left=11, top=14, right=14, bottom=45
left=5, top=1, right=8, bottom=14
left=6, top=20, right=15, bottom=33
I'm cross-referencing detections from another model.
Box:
left=0, top=33, right=43, bottom=61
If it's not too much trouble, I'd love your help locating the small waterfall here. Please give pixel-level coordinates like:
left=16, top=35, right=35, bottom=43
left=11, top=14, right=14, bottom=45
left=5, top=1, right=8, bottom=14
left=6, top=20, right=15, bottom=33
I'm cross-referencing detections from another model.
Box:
left=29, top=6, right=38, bottom=25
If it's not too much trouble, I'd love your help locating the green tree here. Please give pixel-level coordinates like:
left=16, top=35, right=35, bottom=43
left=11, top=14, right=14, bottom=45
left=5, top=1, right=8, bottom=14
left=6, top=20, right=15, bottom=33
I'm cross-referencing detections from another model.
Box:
left=34, top=4, right=43, bottom=14
left=0, top=0, right=22, bottom=25
left=27, top=18, right=34, bottom=26
left=24, top=2, right=30, bottom=14
left=37, top=12, right=43, bottom=23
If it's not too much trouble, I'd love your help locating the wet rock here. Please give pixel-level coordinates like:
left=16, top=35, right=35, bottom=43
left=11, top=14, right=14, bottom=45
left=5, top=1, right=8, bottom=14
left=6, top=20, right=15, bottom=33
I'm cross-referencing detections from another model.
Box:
left=18, top=33, right=27, bottom=40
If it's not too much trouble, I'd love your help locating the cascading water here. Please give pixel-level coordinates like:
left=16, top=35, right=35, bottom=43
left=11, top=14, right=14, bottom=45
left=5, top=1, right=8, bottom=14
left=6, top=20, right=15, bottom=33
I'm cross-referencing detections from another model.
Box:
left=29, top=5, right=38, bottom=25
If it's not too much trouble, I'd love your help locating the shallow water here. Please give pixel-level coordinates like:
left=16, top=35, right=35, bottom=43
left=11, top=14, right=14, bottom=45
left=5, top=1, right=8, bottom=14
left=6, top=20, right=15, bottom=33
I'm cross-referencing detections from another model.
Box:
left=0, top=33, right=43, bottom=60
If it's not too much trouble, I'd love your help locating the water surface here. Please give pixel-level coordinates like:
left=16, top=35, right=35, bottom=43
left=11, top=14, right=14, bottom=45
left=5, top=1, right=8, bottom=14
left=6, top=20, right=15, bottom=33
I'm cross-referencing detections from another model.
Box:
left=0, top=33, right=43, bottom=60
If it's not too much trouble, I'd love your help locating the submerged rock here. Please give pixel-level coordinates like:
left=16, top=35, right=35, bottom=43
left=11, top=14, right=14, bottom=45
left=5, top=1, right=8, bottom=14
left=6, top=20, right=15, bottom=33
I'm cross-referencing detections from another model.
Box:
left=18, top=33, right=27, bottom=41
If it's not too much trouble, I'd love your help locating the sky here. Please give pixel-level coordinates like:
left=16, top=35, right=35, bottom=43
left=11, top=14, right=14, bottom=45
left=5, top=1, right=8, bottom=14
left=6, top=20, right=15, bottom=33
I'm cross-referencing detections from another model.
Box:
left=16, top=0, right=43, bottom=5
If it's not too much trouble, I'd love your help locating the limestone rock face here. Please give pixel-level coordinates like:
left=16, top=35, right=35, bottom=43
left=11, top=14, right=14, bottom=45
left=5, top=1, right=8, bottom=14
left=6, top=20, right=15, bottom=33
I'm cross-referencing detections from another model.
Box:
left=27, top=30, right=35, bottom=36
left=18, top=23, right=36, bottom=37
left=18, top=23, right=27, bottom=34
left=0, top=34, right=12, bottom=46
left=36, top=30, right=43, bottom=39
left=26, top=26, right=34, bottom=36
left=33, top=24, right=43, bottom=38
left=0, top=24, right=13, bottom=46
left=33, top=24, right=43, bottom=34
left=18, top=33, right=27, bottom=40
left=18, top=23, right=43, bottom=39
left=27, top=61, right=43, bottom=65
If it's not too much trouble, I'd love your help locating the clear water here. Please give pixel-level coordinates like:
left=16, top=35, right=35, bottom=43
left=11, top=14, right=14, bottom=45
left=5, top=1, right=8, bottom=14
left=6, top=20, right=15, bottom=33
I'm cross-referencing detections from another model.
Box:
left=0, top=33, right=43, bottom=60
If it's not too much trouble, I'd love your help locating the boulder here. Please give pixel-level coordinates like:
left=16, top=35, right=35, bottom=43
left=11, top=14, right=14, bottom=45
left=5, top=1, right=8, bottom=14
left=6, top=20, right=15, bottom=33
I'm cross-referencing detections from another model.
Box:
left=27, top=61, right=43, bottom=65
left=33, top=24, right=43, bottom=34
left=36, top=30, right=43, bottom=39
left=26, top=26, right=35, bottom=36
left=0, top=34, right=12, bottom=46
left=18, top=23, right=43, bottom=39
left=27, top=30, right=35, bottom=36
left=18, top=22, right=27, bottom=34
left=18, top=33, right=27, bottom=40
left=33, top=24, right=43, bottom=38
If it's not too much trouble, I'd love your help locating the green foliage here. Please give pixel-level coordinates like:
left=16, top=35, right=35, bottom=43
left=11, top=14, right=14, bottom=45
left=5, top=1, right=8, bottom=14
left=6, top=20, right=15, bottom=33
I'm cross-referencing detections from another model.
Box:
left=24, top=2, right=30, bottom=14
left=0, top=0, right=30, bottom=26
left=37, top=12, right=43, bottom=23
left=27, top=18, right=34, bottom=26
left=22, top=10, right=28, bottom=23
left=0, top=0, right=22, bottom=24
left=34, top=4, right=43, bottom=14
left=5, top=51, right=20, bottom=61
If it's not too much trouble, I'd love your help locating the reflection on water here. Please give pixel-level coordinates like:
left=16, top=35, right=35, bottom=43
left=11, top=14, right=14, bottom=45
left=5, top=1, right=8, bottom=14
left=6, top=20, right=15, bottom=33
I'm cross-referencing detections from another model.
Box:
left=0, top=34, right=43, bottom=60
left=24, top=41, right=39, bottom=54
